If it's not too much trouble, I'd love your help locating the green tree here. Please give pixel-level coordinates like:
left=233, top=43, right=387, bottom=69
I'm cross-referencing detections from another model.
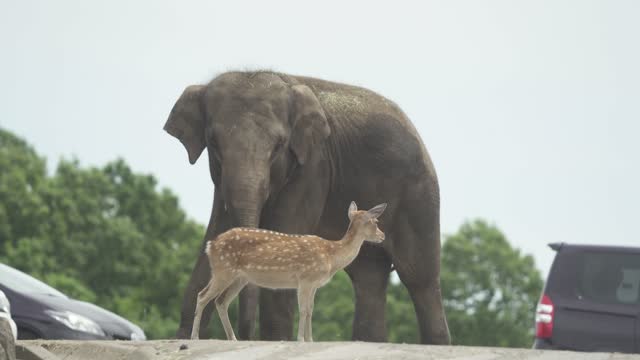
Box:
left=440, top=219, right=543, bottom=347
left=0, top=129, right=58, bottom=277
left=0, top=128, right=204, bottom=339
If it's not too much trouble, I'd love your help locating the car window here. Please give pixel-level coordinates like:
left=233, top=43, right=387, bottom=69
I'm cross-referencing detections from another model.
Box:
left=576, top=252, right=640, bottom=305
left=0, top=263, right=66, bottom=297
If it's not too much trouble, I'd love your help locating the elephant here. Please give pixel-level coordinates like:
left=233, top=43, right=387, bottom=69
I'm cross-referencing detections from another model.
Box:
left=164, top=70, right=451, bottom=344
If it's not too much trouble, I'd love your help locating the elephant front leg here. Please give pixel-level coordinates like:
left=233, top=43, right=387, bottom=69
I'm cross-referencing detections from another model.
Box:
left=259, top=289, right=297, bottom=341
left=237, top=284, right=259, bottom=340
left=176, top=192, right=231, bottom=339
left=177, top=253, right=214, bottom=339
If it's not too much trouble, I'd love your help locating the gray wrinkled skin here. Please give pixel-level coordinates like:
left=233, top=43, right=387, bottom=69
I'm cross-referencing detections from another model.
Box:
left=164, top=71, right=450, bottom=345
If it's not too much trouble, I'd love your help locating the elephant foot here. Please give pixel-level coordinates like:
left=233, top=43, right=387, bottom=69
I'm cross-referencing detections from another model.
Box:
left=424, top=330, right=451, bottom=345
left=175, top=327, right=192, bottom=339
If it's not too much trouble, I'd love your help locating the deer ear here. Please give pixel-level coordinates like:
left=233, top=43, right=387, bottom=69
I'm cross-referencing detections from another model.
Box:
left=164, top=85, right=206, bottom=165
left=348, top=201, right=358, bottom=221
left=289, top=85, right=331, bottom=165
left=365, top=203, right=387, bottom=220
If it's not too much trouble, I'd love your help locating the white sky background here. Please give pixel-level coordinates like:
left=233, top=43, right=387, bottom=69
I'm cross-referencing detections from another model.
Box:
left=2, top=1, right=639, bottom=277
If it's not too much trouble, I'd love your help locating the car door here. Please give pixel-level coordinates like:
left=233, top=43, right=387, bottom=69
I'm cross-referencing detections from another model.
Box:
left=636, top=305, right=640, bottom=353
left=554, top=299, right=637, bottom=353
left=549, top=248, right=640, bottom=353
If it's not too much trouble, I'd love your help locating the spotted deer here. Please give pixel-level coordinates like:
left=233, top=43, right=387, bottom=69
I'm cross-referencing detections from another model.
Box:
left=191, top=201, right=387, bottom=342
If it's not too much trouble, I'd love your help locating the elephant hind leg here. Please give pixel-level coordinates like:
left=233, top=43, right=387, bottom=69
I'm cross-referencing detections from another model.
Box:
left=390, top=208, right=451, bottom=345
left=396, top=270, right=451, bottom=345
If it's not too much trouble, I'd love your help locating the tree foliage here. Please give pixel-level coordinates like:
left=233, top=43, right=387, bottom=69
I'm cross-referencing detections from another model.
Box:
left=0, top=128, right=542, bottom=346
left=0, top=128, right=204, bottom=339
left=440, top=220, right=543, bottom=347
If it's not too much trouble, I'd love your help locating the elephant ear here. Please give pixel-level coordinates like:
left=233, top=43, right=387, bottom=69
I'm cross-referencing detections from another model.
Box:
left=289, top=85, right=331, bottom=165
left=163, top=85, right=207, bottom=165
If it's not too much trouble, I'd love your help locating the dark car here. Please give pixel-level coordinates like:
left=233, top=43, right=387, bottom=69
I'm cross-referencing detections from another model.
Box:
left=533, top=243, right=640, bottom=353
left=0, top=263, right=146, bottom=341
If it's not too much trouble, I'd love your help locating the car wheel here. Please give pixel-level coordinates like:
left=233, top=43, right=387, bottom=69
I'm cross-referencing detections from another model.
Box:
left=17, top=328, right=39, bottom=340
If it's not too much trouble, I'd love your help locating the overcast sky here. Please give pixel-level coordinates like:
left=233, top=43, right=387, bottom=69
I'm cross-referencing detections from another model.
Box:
left=2, top=0, right=639, bottom=276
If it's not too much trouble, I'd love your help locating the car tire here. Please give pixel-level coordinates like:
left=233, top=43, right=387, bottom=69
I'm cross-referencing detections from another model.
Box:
left=17, top=328, right=39, bottom=340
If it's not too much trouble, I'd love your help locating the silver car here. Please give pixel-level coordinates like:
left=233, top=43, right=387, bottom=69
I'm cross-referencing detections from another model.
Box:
left=0, top=289, right=17, bottom=340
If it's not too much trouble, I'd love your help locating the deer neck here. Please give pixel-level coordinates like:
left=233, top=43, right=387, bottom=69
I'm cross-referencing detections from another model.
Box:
left=331, top=222, right=367, bottom=271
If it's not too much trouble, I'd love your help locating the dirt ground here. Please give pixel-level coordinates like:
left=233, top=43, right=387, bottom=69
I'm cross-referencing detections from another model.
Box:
left=13, top=340, right=640, bottom=360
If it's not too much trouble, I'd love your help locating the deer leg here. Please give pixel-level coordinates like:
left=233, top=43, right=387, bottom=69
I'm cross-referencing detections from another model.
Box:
left=304, top=287, right=317, bottom=342
left=215, top=278, right=248, bottom=341
left=296, top=285, right=313, bottom=342
left=192, top=273, right=234, bottom=340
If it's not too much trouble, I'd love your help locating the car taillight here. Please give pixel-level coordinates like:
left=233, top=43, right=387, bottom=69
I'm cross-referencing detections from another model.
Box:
left=535, top=294, right=554, bottom=339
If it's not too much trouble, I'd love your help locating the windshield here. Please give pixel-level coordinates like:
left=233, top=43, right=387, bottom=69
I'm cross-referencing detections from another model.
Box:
left=0, top=263, right=67, bottom=297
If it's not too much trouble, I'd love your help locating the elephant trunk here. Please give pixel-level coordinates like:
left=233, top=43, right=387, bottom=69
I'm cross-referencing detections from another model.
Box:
left=220, top=163, right=269, bottom=340
left=231, top=205, right=261, bottom=229
left=221, top=164, right=269, bottom=229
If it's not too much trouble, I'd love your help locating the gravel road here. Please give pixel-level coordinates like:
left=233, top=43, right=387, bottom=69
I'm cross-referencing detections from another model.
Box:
left=15, top=340, right=640, bottom=360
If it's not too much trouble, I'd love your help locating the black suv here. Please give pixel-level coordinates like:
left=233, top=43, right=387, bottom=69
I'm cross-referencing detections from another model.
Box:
left=533, top=243, right=640, bottom=353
